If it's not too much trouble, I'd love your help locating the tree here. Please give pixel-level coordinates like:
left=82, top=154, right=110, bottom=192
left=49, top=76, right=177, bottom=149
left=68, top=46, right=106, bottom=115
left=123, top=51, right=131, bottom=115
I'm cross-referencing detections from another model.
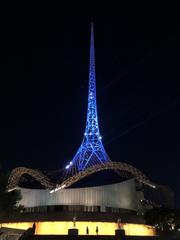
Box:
left=0, top=166, right=22, bottom=216
left=144, top=207, right=175, bottom=231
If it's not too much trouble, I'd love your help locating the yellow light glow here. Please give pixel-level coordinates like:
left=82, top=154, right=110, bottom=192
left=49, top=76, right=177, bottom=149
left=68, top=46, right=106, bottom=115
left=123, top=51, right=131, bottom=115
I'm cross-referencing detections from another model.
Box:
left=0, top=221, right=156, bottom=236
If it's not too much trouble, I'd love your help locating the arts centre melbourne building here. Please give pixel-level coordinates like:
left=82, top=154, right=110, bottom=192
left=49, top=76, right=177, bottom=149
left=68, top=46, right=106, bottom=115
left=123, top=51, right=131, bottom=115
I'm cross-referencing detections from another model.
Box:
left=0, top=23, right=174, bottom=238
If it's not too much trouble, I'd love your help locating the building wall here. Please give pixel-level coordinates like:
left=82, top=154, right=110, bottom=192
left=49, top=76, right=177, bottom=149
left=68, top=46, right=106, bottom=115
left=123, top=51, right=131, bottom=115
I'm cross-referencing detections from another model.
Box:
left=18, top=179, right=138, bottom=211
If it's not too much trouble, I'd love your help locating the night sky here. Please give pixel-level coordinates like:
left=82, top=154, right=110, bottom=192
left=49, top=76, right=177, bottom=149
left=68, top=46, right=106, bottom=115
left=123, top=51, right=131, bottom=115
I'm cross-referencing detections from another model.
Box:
left=0, top=3, right=179, bottom=205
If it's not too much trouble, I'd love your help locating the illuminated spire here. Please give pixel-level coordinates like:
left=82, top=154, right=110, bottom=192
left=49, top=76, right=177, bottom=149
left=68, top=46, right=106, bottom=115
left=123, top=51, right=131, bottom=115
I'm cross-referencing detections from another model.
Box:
left=66, top=22, right=109, bottom=173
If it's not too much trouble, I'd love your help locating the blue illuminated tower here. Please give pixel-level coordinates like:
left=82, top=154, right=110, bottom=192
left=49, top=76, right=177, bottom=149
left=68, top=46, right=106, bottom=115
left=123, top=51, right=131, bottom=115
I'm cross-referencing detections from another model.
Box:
left=66, top=23, right=109, bottom=173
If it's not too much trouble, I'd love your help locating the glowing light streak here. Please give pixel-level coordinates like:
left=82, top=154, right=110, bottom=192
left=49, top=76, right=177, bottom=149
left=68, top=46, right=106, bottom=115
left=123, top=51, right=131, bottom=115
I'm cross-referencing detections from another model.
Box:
left=7, top=187, right=17, bottom=192
left=50, top=184, right=66, bottom=193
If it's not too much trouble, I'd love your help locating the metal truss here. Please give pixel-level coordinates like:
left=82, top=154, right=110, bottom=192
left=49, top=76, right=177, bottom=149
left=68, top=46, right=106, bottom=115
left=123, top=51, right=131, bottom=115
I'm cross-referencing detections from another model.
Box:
left=65, top=23, right=109, bottom=173
left=6, top=24, right=156, bottom=193
left=7, top=167, right=54, bottom=191
left=53, top=161, right=155, bottom=192
left=6, top=162, right=155, bottom=192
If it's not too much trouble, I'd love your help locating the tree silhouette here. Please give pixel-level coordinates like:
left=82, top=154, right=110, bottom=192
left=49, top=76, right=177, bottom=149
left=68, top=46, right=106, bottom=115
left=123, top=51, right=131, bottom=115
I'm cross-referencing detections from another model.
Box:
left=0, top=164, right=22, bottom=216
left=145, top=207, right=175, bottom=231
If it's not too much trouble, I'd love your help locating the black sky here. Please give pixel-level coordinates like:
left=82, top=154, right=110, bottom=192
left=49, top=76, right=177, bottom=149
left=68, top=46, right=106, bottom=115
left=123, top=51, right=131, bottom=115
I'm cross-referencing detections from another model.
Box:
left=0, top=2, right=179, bottom=205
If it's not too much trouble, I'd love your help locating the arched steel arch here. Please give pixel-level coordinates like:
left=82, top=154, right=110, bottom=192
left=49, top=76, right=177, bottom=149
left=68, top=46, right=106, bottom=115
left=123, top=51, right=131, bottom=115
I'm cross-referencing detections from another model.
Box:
left=53, top=161, right=155, bottom=191
left=7, top=162, right=155, bottom=192
left=7, top=167, right=54, bottom=191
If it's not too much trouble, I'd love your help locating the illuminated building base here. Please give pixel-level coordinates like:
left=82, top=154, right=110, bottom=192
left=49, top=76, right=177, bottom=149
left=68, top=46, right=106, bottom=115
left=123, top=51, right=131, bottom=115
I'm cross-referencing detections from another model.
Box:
left=0, top=221, right=156, bottom=236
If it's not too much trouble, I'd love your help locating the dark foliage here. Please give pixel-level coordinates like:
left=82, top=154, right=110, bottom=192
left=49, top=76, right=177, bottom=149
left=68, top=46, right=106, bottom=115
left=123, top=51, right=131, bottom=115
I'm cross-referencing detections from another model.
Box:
left=144, top=207, right=177, bottom=231
left=0, top=166, right=22, bottom=216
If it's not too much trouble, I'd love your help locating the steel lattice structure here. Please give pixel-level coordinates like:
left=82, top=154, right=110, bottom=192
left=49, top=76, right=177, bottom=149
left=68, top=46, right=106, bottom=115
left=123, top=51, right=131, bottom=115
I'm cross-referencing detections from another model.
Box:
left=7, top=23, right=155, bottom=192
left=65, top=23, right=109, bottom=174
left=7, top=162, right=155, bottom=192
left=52, top=161, right=154, bottom=192
left=7, top=167, right=54, bottom=191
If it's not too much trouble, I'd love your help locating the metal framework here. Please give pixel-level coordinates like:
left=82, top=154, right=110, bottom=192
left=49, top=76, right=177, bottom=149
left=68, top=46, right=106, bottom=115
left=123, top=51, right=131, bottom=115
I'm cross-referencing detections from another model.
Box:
left=7, top=167, right=54, bottom=191
left=65, top=23, right=109, bottom=175
left=52, top=161, right=154, bottom=192
left=7, top=162, right=155, bottom=192
left=7, top=23, right=155, bottom=193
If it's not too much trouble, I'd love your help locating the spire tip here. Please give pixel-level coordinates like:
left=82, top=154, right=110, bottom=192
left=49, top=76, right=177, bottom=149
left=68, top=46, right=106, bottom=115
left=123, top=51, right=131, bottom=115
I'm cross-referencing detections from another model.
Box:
left=91, top=22, right=94, bottom=31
